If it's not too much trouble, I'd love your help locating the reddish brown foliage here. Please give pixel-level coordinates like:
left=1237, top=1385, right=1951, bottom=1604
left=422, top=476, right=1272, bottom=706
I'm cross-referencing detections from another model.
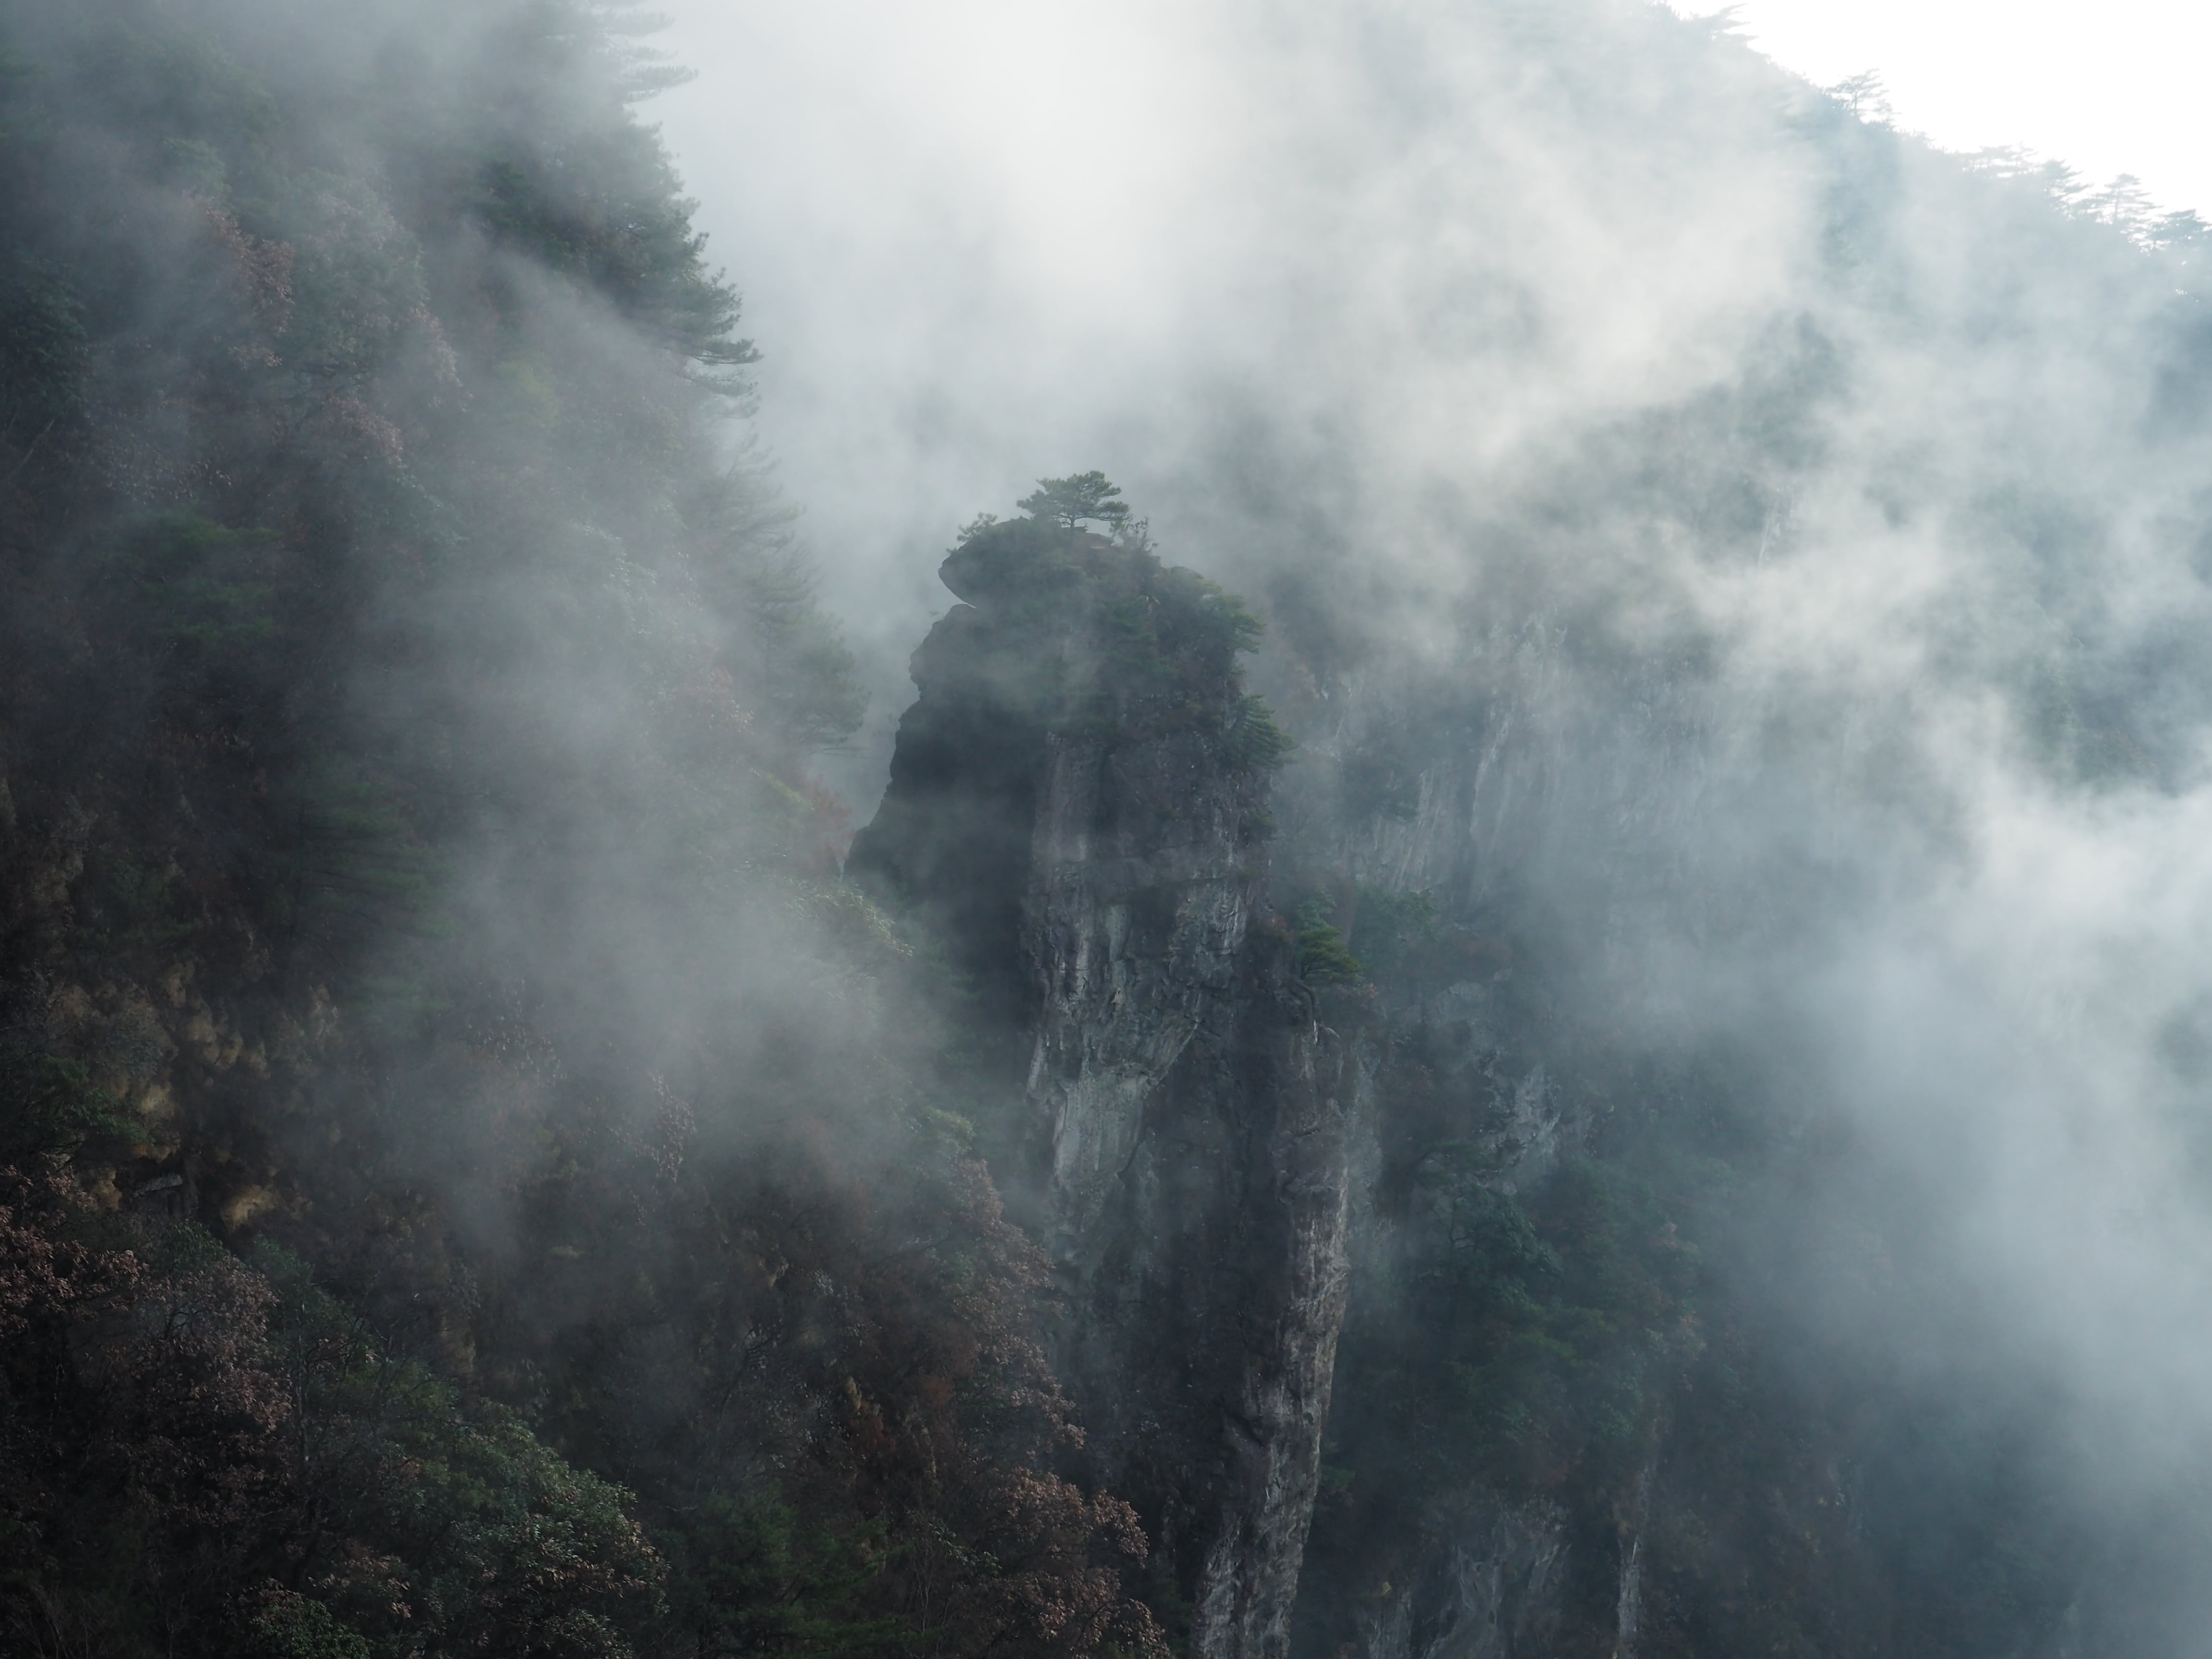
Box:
left=0, top=1169, right=665, bottom=1658
left=0, top=1169, right=144, bottom=1338
left=675, top=1144, right=1168, bottom=1659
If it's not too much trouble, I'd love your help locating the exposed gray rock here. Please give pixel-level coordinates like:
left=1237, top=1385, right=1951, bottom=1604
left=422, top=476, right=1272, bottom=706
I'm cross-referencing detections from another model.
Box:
left=1350, top=1491, right=1569, bottom=1659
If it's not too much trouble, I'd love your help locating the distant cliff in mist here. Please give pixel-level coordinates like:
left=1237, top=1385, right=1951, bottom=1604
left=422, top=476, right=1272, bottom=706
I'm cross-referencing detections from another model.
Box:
left=8, top=1, right=2212, bottom=1658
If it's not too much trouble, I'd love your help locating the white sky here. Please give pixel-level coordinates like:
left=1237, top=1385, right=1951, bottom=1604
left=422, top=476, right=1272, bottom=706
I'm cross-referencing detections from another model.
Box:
left=1690, top=0, right=2212, bottom=216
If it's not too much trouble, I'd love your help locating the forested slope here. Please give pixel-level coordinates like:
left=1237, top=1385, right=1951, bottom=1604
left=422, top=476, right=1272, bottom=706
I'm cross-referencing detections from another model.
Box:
left=0, top=3, right=1160, bottom=1654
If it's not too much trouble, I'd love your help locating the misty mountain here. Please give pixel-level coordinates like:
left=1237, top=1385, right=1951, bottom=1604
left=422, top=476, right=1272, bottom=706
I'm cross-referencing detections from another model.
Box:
left=6, top=0, right=2212, bottom=1657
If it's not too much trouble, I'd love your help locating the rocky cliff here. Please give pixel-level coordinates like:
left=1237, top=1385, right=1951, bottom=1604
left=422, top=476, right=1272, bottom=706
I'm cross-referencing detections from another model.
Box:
left=851, top=516, right=1352, bottom=1659
left=1268, top=642, right=2104, bottom=1659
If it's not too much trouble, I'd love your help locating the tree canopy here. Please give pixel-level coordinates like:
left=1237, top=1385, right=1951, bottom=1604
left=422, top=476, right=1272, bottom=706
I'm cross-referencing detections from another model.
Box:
left=1016, top=470, right=1131, bottom=532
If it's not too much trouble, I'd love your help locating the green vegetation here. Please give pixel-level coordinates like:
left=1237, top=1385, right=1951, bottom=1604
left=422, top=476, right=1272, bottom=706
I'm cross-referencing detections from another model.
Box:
left=1224, top=693, right=1296, bottom=775
left=1017, top=470, right=1131, bottom=533
left=663, top=1492, right=924, bottom=1657
left=0, top=1054, right=137, bottom=1161
left=100, top=515, right=286, bottom=658
left=0, top=267, right=85, bottom=445
left=1293, top=897, right=1362, bottom=986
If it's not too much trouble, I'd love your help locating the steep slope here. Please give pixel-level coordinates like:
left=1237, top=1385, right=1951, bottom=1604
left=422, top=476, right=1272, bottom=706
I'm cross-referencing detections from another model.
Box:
left=853, top=512, right=1348, bottom=1659
left=1271, top=651, right=2107, bottom=1659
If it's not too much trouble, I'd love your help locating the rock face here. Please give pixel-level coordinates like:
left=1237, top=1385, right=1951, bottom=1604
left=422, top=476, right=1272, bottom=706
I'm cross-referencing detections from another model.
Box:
left=851, top=517, right=1353, bottom=1659
left=1268, top=651, right=1683, bottom=1659
left=1349, top=1492, right=1570, bottom=1659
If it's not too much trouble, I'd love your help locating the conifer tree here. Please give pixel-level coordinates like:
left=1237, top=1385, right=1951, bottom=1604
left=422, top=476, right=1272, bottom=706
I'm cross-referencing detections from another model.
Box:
left=1017, top=470, right=1131, bottom=532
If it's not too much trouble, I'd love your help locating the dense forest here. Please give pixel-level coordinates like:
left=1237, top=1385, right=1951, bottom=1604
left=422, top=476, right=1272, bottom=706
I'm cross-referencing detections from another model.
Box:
left=6, top=1, right=2212, bottom=1657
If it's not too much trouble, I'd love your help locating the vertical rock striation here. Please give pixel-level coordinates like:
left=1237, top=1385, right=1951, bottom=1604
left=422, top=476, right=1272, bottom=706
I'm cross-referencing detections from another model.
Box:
left=851, top=516, right=1353, bottom=1659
